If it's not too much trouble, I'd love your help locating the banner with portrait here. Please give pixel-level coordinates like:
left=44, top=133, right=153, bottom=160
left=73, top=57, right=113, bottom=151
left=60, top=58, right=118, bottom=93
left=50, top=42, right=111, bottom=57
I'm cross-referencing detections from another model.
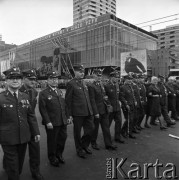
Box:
left=120, top=49, right=147, bottom=76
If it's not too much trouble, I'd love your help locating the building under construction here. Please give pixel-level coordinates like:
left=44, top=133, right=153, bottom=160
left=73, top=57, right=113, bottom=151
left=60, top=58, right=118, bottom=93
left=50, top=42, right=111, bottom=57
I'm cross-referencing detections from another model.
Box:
left=0, top=14, right=158, bottom=77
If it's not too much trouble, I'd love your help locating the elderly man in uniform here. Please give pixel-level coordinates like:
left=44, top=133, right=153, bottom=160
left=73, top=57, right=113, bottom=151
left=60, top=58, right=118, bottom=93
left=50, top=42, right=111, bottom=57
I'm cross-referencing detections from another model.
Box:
left=174, top=76, right=179, bottom=117
left=120, top=75, right=137, bottom=139
left=104, top=70, right=125, bottom=144
left=88, top=69, right=117, bottom=150
left=39, top=71, right=70, bottom=167
left=158, top=75, right=176, bottom=127
left=130, top=74, right=141, bottom=134
left=165, top=76, right=179, bottom=121
left=136, top=74, right=147, bottom=130
left=0, top=67, right=40, bottom=180
left=19, top=69, right=44, bottom=180
left=65, top=65, right=94, bottom=159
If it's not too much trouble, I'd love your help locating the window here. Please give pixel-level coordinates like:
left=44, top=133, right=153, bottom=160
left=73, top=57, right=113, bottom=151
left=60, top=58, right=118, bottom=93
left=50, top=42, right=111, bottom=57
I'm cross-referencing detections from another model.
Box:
left=170, top=36, right=175, bottom=38
left=170, top=31, right=175, bottom=34
left=170, top=40, right=175, bottom=43
left=170, top=45, right=175, bottom=48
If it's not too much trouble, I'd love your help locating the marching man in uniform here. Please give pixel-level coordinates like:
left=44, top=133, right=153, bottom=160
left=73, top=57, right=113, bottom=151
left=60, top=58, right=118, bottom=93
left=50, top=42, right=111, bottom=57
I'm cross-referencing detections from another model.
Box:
left=104, top=70, right=125, bottom=144
left=20, top=69, right=44, bottom=180
left=39, top=71, right=70, bottom=167
left=88, top=69, right=117, bottom=150
left=65, top=65, right=94, bottom=159
left=0, top=67, right=40, bottom=180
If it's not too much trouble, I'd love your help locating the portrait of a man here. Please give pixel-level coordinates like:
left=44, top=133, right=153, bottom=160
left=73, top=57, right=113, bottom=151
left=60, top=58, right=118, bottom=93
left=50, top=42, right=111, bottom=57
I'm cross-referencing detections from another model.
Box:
left=124, top=53, right=146, bottom=74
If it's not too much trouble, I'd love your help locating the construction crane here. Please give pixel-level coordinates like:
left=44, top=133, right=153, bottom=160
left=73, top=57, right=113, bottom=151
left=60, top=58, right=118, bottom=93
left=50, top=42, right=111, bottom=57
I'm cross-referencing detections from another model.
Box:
left=50, top=34, right=75, bottom=79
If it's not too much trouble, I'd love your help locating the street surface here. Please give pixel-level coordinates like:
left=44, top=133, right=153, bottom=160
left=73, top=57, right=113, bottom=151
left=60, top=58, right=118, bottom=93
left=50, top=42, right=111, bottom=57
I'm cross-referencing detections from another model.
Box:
left=0, top=89, right=179, bottom=180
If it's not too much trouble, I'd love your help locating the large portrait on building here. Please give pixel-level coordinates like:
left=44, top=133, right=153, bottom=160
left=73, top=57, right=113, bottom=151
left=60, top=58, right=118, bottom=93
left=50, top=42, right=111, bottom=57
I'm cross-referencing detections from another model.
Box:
left=121, top=50, right=147, bottom=76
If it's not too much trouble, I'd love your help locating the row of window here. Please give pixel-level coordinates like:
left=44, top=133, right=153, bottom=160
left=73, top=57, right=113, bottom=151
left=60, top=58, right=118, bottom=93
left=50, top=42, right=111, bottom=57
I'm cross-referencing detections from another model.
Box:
left=161, top=45, right=175, bottom=49
left=159, top=31, right=175, bottom=36
left=160, top=35, right=175, bottom=40
left=160, top=40, right=175, bottom=44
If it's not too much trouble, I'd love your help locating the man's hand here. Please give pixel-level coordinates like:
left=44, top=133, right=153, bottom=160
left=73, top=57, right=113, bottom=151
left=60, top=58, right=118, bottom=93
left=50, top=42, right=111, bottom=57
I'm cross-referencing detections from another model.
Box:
left=103, top=95, right=108, bottom=101
left=134, top=101, right=137, bottom=106
left=46, top=122, right=53, bottom=129
left=94, top=114, right=100, bottom=119
left=35, top=135, right=40, bottom=142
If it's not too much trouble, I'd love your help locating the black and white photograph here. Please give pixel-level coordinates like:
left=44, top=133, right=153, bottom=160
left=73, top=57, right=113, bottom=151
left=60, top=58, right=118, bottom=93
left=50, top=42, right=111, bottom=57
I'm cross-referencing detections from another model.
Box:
left=0, top=0, right=179, bottom=180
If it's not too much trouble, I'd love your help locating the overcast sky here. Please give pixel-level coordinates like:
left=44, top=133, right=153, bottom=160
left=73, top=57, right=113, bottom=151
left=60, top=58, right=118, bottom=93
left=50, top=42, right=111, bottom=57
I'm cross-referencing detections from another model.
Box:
left=0, top=0, right=179, bottom=45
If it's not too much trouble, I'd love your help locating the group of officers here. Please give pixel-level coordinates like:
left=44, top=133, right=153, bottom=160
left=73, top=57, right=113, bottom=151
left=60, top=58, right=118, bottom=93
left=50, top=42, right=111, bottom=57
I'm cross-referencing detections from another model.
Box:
left=0, top=65, right=178, bottom=180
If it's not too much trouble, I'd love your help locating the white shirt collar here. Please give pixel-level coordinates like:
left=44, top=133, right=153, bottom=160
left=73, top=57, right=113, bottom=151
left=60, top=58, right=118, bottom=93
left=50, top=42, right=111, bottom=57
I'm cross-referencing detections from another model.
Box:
left=8, top=88, right=18, bottom=98
left=49, top=85, right=57, bottom=91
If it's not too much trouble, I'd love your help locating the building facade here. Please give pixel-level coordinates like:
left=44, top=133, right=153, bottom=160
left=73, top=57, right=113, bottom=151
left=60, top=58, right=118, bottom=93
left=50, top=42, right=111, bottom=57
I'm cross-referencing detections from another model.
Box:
left=0, top=14, right=158, bottom=76
left=152, top=24, right=179, bottom=67
left=73, top=0, right=116, bottom=24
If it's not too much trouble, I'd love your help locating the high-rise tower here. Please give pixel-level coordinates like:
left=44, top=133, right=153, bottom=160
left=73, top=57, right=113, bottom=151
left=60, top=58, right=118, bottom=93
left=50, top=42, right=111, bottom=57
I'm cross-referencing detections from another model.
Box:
left=73, top=0, right=116, bottom=24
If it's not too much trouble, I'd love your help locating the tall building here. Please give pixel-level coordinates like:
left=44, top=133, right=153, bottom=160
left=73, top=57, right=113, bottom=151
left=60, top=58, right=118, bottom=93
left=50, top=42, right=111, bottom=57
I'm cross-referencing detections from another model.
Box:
left=152, top=24, right=179, bottom=67
left=0, top=14, right=157, bottom=75
left=73, top=0, right=116, bottom=24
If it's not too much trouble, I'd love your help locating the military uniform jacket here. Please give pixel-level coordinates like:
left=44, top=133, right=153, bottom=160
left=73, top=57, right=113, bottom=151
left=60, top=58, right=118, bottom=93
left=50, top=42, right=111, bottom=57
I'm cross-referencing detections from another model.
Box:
left=0, top=90, right=40, bottom=145
left=120, top=84, right=136, bottom=111
left=173, top=82, right=179, bottom=97
left=131, top=82, right=141, bottom=108
left=165, top=82, right=176, bottom=97
left=65, top=78, right=93, bottom=117
left=138, top=82, right=147, bottom=104
left=20, top=84, right=38, bottom=112
left=39, top=86, right=68, bottom=126
left=104, top=82, right=124, bottom=112
left=88, top=82, right=106, bottom=115
left=158, top=82, right=168, bottom=106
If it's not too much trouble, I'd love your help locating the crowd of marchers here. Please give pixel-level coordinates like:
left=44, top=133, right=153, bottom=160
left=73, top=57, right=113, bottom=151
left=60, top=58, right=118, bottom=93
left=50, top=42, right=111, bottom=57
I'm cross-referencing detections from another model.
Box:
left=0, top=65, right=177, bottom=180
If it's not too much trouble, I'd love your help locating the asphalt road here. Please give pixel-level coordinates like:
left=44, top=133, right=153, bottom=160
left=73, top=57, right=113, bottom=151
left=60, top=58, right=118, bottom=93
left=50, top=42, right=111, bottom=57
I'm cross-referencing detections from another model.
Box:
left=0, top=92, right=179, bottom=180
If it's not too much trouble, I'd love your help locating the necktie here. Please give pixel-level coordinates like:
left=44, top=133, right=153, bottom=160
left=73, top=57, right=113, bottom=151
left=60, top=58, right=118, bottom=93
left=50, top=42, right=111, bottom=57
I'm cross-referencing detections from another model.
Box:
left=54, top=89, right=58, bottom=95
left=13, top=92, right=18, bottom=102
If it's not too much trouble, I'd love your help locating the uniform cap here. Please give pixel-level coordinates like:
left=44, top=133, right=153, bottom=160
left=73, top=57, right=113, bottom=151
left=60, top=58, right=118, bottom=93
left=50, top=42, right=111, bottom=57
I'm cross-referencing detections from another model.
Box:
left=123, top=75, right=133, bottom=80
left=110, top=70, right=120, bottom=78
left=73, top=64, right=84, bottom=72
left=3, top=67, right=22, bottom=79
left=158, top=74, right=165, bottom=79
left=47, top=71, right=60, bottom=78
left=22, top=69, right=37, bottom=79
left=93, top=69, right=103, bottom=76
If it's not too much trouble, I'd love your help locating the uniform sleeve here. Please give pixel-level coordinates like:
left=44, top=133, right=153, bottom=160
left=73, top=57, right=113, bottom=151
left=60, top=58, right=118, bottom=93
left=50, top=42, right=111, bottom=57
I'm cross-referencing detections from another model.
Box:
left=88, top=85, right=99, bottom=115
left=38, top=91, right=51, bottom=124
left=27, top=96, right=40, bottom=136
left=65, top=82, right=73, bottom=116
left=119, top=86, right=128, bottom=107
left=118, top=88, right=126, bottom=106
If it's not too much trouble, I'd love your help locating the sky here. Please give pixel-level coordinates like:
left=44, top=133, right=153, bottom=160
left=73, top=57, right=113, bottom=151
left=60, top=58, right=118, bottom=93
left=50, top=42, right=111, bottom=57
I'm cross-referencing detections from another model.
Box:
left=0, top=0, right=179, bottom=45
